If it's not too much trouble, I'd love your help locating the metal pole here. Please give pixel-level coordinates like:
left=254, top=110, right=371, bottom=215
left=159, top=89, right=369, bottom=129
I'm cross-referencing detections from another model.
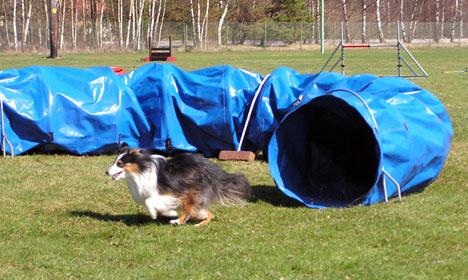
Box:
left=397, top=21, right=402, bottom=76
left=340, top=22, right=345, bottom=75
left=1, top=99, right=5, bottom=158
left=320, top=0, right=324, bottom=54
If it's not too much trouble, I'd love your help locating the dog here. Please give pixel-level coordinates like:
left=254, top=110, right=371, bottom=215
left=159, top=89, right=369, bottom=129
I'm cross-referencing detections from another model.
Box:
left=106, top=148, right=251, bottom=226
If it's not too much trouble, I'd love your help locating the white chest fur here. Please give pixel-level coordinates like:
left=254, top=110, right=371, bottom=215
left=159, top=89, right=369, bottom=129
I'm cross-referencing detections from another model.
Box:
left=125, top=170, right=159, bottom=205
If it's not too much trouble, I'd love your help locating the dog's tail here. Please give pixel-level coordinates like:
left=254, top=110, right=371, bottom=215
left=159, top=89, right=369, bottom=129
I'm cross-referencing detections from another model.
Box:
left=218, top=173, right=251, bottom=206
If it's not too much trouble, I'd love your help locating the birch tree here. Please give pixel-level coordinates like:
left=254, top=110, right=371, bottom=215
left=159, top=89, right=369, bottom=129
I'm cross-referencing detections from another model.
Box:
left=399, top=0, right=407, bottom=42
left=22, top=0, right=32, bottom=48
left=217, top=0, right=229, bottom=47
left=2, top=0, right=10, bottom=49
left=434, top=0, right=441, bottom=42
left=408, top=0, right=425, bottom=43
left=441, top=1, right=445, bottom=40
left=44, top=0, right=49, bottom=48
left=157, top=0, right=167, bottom=47
left=201, top=0, right=210, bottom=48
left=460, top=0, right=463, bottom=39
left=117, top=0, right=123, bottom=47
left=450, top=0, right=459, bottom=42
left=147, top=0, right=157, bottom=47
left=340, top=0, right=351, bottom=43
left=13, top=0, right=18, bottom=49
left=71, top=0, right=78, bottom=48
left=60, top=0, right=66, bottom=49
left=361, top=0, right=367, bottom=43
left=99, top=0, right=106, bottom=48
left=376, top=0, right=385, bottom=42
left=189, top=0, right=198, bottom=46
left=136, top=0, right=145, bottom=50
left=125, top=0, right=134, bottom=48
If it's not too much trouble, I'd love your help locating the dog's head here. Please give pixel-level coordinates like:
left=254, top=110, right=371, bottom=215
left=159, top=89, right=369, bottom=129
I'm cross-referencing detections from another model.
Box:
left=106, top=148, right=151, bottom=180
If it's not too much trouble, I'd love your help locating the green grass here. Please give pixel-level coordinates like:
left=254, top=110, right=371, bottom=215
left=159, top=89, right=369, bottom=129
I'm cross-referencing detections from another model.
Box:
left=0, top=48, right=467, bottom=279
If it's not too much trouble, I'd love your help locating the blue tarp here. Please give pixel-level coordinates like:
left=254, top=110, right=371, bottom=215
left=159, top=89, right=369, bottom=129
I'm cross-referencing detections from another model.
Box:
left=0, top=64, right=453, bottom=207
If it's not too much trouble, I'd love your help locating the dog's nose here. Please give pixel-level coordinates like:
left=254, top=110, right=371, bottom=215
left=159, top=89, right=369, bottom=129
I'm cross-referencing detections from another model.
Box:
left=105, top=170, right=109, bottom=176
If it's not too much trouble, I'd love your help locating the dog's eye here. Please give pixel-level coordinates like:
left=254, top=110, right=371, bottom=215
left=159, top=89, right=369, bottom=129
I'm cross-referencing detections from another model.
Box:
left=116, top=160, right=124, bottom=167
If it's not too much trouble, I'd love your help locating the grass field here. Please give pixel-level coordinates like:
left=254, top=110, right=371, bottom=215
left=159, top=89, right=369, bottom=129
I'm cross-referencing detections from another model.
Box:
left=0, top=48, right=467, bottom=279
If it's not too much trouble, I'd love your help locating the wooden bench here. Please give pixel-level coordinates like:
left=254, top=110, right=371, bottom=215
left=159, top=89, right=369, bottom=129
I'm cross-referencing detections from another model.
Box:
left=149, top=37, right=172, bottom=61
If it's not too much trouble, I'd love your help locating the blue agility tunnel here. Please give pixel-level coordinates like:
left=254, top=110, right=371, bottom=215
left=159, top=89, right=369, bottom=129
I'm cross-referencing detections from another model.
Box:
left=266, top=74, right=453, bottom=207
left=0, top=64, right=453, bottom=207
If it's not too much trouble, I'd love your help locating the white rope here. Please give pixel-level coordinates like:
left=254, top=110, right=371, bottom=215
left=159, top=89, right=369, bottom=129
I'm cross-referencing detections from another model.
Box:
left=237, top=74, right=271, bottom=151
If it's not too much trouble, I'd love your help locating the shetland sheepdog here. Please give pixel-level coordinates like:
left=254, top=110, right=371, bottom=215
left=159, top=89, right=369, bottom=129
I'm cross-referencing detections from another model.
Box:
left=106, top=148, right=251, bottom=226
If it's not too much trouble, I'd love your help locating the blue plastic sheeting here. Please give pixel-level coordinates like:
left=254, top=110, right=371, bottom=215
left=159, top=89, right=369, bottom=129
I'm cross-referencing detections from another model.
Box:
left=125, top=63, right=262, bottom=156
left=266, top=73, right=453, bottom=207
left=0, top=64, right=453, bottom=207
left=0, top=66, right=151, bottom=155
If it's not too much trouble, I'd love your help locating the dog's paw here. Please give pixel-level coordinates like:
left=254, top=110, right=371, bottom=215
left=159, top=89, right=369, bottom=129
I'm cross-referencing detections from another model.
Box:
left=170, top=219, right=180, bottom=225
left=163, top=210, right=178, bottom=218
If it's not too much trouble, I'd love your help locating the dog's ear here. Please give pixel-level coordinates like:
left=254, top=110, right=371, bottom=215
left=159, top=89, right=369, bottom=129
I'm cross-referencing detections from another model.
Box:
left=119, top=145, right=130, bottom=154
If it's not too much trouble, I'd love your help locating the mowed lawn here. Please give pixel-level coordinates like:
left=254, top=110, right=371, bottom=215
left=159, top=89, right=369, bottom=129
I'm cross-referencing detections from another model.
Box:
left=0, top=48, right=467, bottom=279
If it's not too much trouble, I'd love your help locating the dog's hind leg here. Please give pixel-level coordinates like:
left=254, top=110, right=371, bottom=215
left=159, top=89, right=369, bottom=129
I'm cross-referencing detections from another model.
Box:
left=193, top=209, right=214, bottom=227
left=170, top=196, right=194, bottom=225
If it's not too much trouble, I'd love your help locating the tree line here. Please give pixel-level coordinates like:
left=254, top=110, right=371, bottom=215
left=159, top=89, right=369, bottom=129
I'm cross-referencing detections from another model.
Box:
left=0, top=0, right=466, bottom=53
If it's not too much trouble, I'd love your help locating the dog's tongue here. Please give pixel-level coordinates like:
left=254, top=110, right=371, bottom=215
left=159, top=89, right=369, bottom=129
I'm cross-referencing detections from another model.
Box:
left=112, top=172, right=122, bottom=180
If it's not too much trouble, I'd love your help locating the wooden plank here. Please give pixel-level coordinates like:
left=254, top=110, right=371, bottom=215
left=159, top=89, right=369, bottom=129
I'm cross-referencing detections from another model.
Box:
left=218, top=150, right=256, bottom=161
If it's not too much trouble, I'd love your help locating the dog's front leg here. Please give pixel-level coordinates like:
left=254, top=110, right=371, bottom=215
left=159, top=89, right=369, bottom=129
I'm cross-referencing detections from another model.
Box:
left=144, top=198, right=158, bottom=220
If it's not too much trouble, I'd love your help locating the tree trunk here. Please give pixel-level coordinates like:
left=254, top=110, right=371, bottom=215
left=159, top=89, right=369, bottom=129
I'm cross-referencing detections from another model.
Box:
left=460, top=0, right=463, bottom=39
left=147, top=0, right=156, bottom=47
left=13, top=0, right=18, bottom=49
left=201, top=0, right=210, bottom=48
left=44, top=0, right=49, bottom=49
left=409, top=0, right=424, bottom=43
left=21, top=0, right=25, bottom=39
left=340, top=0, right=351, bottom=43
left=125, top=0, right=134, bottom=48
left=136, top=0, right=145, bottom=50
left=22, top=0, right=32, bottom=48
left=441, top=2, right=445, bottom=40
left=49, top=0, right=59, bottom=58
left=361, top=0, right=367, bottom=43
left=450, top=0, right=458, bottom=42
left=99, top=0, right=106, bottom=48
left=217, top=0, right=229, bottom=47
left=157, top=0, right=166, bottom=47
left=154, top=0, right=162, bottom=43
left=197, top=0, right=201, bottom=46
left=2, top=0, right=10, bottom=49
left=314, top=0, right=319, bottom=44
left=117, top=0, right=123, bottom=47
left=434, top=0, right=440, bottom=43
left=399, top=0, right=407, bottom=42
left=189, top=0, right=198, bottom=46
left=376, top=0, right=384, bottom=43
left=60, top=0, right=66, bottom=49
left=83, top=0, right=87, bottom=44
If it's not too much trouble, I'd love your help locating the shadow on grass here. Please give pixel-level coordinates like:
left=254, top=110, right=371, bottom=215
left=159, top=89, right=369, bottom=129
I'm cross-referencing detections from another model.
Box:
left=251, top=185, right=304, bottom=208
left=69, top=210, right=173, bottom=226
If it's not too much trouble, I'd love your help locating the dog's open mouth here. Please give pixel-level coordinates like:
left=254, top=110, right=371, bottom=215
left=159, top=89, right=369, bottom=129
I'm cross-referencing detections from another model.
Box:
left=112, top=171, right=123, bottom=180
